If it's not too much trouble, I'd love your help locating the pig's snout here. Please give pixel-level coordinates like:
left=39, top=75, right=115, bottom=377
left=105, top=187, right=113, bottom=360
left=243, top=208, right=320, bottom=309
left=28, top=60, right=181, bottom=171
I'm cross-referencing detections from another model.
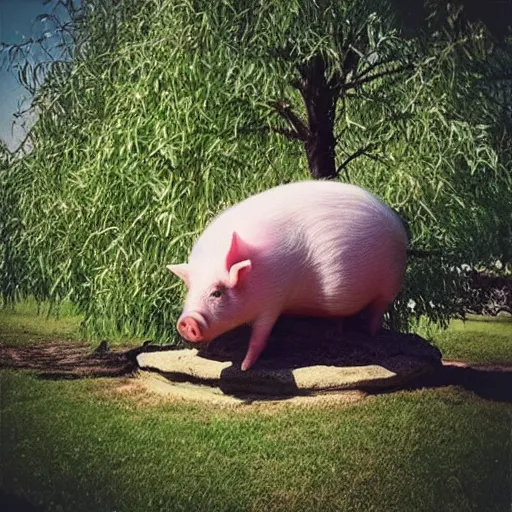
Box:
left=176, top=313, right=206, bottom=343
left=177, top=317, right=203, bottom=342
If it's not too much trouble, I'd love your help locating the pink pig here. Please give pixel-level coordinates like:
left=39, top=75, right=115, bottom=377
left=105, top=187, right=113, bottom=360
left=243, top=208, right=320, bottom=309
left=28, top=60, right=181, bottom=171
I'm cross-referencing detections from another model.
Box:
left=167, top=180, right=408, bottom=371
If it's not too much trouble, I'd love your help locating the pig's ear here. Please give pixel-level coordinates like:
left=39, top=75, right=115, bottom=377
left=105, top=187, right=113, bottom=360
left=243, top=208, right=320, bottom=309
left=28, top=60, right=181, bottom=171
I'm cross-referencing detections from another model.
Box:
left=226, top=232, right=252, bottom=287
left=166, top=263, right=190, bottom=288
left=226, top=231, right=248, bottom=268
left=228, top=259, right=252, bottom=288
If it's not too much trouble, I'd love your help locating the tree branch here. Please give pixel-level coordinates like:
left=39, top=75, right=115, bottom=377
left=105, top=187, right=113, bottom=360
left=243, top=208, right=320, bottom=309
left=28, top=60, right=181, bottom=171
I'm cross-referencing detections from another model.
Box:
left=236, top=123, right=306, bottom=142
left=271, top=126, right=305, bottom=141
left=290, top=76, right=306, bottom=93
left=355, top=56, right=402, bottom=81
left=268, top=100, right=310, bottom=141
left=4, top=128, right=33, bottom=156
left=342, top=63, right=414, bottom=91
left=336, top=143, right=375, bottom=180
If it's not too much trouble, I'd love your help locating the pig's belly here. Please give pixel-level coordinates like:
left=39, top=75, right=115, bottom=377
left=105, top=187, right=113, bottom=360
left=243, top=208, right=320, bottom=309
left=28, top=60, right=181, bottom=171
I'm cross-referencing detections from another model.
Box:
left=283, top=303, right=368, bottom=318
left=282, top=293, right=372, bottom=318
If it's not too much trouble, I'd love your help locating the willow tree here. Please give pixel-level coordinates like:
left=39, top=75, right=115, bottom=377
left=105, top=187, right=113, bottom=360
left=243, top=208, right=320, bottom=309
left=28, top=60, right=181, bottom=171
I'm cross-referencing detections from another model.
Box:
left=1, top=0, right=510, bottom=340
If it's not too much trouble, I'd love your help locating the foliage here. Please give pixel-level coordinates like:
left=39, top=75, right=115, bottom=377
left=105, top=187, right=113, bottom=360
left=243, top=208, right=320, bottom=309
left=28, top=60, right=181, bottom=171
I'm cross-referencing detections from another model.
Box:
left=0, top=0, right=511, bottom=341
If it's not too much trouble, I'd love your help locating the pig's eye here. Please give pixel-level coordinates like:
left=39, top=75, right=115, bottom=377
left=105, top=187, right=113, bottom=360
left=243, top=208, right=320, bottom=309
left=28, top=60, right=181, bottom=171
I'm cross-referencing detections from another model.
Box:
left=210, top=289, right=223, bottom=298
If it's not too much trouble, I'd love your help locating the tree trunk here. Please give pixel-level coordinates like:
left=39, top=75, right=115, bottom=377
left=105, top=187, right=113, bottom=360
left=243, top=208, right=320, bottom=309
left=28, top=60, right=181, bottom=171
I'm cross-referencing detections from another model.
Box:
left=300, top=55, right=339, bottom=180
left=304, top=128, right=337, bottom=180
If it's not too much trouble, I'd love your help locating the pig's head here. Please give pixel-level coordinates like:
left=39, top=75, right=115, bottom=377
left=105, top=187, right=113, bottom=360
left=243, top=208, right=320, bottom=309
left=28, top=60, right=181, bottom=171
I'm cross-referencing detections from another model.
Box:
left=167, top=231, right=254, bottom=344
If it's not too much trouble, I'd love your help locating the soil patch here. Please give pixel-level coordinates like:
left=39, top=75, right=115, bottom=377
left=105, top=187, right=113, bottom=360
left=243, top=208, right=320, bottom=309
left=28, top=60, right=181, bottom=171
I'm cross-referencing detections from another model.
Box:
left=135, top=371, right=368, bottom=408
left=137, top=317, right=443, bottom=400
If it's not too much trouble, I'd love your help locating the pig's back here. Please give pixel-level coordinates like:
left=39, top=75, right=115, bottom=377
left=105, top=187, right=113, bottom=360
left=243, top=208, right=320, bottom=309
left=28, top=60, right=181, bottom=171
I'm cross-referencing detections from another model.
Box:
left=195, top=181, right=407, bottom=315
left=201, top=181, right=404, bottom=249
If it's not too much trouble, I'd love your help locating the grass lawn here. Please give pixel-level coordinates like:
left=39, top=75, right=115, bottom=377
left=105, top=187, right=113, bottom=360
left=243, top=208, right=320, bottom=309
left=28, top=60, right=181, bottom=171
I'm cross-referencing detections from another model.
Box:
left=0, top=300, right=83, bottom=346
left=433, top=315, right=512, bottom=364
left=1, top=305, right=511, bottom=511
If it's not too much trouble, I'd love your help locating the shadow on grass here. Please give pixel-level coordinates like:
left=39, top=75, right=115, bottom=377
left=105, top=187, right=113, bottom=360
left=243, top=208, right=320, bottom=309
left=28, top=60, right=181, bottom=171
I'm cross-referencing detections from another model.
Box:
left=215, top=362, right=512, bottom=405
left=0, top=342, right=182, bottom=380
left=378, top=364, right=512, bottom=403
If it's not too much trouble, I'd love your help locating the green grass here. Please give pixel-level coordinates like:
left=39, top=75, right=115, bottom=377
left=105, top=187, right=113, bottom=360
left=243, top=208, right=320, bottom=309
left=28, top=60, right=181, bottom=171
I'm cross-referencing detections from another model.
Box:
left=433, top=315, right=512, bottom=364
left=1, top=371, right=511, bottom=512
left=0, top=299, right=83, bottom=346
left=1, top=304, right=512, bottom=511
left=0, top=299, right=145, bottom=348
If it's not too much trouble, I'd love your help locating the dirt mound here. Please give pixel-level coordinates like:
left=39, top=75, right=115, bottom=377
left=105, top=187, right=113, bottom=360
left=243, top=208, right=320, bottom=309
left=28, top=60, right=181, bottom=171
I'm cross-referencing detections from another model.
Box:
left=137, top=317, right=443, bottom=398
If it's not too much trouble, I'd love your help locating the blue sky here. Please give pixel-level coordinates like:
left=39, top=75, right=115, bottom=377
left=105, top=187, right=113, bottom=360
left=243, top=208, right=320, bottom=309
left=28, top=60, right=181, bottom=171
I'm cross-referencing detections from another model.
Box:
left=0, top=0, right=70, bottom=152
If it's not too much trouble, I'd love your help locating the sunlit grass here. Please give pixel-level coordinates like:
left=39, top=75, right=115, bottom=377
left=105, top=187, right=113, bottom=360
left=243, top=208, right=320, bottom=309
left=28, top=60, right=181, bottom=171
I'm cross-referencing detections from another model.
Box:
left=0, top=299, right=145, bottom=348
left=1, top=370, right=510, bottom=512
left=0, top=298, right=83, bottom=346
left=433, top=315, right=512, bottom=364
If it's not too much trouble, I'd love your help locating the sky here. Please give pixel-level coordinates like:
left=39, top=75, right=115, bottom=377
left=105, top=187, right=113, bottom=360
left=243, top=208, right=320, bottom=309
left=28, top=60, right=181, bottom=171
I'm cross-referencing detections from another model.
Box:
left=0, top=0, right=71, bottom=152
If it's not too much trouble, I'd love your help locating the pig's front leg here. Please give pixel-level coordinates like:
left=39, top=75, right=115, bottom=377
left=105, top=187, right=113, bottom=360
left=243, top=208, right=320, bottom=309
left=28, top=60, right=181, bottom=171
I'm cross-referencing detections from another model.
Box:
left=241, top=313, right=279, bottom=371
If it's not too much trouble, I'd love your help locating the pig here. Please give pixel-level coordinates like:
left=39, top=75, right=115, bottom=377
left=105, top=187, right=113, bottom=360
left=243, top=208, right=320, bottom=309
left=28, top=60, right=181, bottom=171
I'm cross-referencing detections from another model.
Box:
left=167, top=180, right=408, bottom=371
